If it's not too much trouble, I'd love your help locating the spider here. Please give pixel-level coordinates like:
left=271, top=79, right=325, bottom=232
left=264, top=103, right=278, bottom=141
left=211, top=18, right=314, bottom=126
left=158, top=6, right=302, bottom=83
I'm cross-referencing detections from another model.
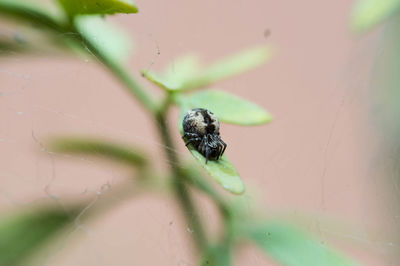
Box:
left=182, top=108, right=227, bottom=163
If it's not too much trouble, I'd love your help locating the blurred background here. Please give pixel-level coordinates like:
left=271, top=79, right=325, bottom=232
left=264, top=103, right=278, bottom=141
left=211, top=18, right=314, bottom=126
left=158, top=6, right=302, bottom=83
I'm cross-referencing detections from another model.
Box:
left=1, top=0, right=399, bottom=265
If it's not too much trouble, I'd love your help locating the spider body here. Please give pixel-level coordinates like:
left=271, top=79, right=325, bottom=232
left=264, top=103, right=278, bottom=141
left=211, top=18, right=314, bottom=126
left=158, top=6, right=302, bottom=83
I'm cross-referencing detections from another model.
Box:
left=182, top=108, right=227, bottom=163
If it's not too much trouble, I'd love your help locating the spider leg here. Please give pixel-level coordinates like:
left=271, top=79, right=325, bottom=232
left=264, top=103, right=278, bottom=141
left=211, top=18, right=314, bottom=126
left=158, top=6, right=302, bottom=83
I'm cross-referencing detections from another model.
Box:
left=185, top=137, right=201, bottom=147
left=205, top=146, right=210, bottom=164
left=213, top=135, right=225, bottom=158
left=214, top=142, right=220, bottom=160
left=199, top=135, right=209, bottom=162
left=183, top=132, right=199, bottom=139
left=220, top=139, right=227, bottom=156
left=183, top=132, right=202, bottom=147
left=197, top=136, right=204, bottom=153
left=218, top=144, right=223, bottom=159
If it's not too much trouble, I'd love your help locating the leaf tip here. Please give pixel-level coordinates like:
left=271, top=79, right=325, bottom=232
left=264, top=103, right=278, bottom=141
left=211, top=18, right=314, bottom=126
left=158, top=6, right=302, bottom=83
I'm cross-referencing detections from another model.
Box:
left=254, top=44, right=275, bottom=64
left=228, top=183, right=246, bottom=195
left=260, top=112, right=273, bottom=124
left=349, top=0, right=400, bottom=33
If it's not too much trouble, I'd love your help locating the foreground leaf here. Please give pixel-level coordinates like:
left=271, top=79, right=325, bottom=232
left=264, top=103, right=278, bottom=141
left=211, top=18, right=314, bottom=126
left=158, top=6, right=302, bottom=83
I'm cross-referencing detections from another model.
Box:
left=0, top=206, right=80, bottom=266
left=50, top=138, right=147, bottom=168
left=0, top=38, right=29, bottom=55
left=368, top=17, right=400, bottom=151
left=0, top=0, right=63, bottom=32
left=188, top=149, right=244, bottom=194
left=182, top=90, right=272, bottom=126
left=58, top=0, right=138, bottom=17
left=180, top=165, right=226, bottom=204
left=0, top=1, right=87, bottom=57
left=142, top=45, right=272, bottom=92
left=351, top=0, right=400, bottom=32
left=201, top=244, right=232, bottom=266
left=75, top=15, right=133, bottom=64
left=244, top=222, right=358, bottom=266
left=0, top=24, right=80, bottom=57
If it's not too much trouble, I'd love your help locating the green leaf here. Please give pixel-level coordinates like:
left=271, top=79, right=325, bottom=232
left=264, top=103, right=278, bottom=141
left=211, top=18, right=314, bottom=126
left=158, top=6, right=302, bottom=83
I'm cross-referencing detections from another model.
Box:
left=0, top=1, right=89, bottom=57
left=0, top=37, right=29, bottom=55
left=50, top=138, right=148, bottom=168
left=0, top=206, right=79, bottom=266
left=351, top=0, right=400, bottom=32
left=188, top=149, right=244, bottom=194
left=142, top=45, right=272, bottom=92
left=188, top=45, right=273, bottom=91
left=0, top=25, right=79, bottom=57
left=75, top=15, right=133, bottom=64
left=141, top=54, right=201, bottom=91
left=0, top=0, right=63, bottom=32
left=58, top=0, right=138, bottom=17
left=180, top=165, right=226, bottom=203
left=178, top=90, right=272, bottom=126
left=201, top=244, right=232, bottom=266
left=177, top=95, right=194, bottom=134
left=368, top=16, right=400, bottom=143
left=244, top=222, right=358, bottom=266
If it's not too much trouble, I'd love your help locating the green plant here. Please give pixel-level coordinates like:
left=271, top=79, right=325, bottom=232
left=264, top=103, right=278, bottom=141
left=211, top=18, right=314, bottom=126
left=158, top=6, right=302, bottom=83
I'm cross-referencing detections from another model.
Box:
left=351, top=0, right=400, bottom=33
left=0, top=1, right=358, bottom=265
left=351, top=1, right=400, bottom=262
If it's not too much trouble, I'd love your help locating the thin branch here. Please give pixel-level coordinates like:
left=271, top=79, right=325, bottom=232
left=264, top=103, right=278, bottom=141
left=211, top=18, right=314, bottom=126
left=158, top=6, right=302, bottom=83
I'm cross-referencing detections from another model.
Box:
left=156, top=109, right=208, bottom=251
left=76, top=30, right=159, bottom=114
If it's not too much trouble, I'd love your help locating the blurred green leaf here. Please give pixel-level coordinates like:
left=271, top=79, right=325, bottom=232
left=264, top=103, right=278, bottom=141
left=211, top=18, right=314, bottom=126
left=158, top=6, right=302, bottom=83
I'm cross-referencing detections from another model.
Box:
left=351, top=0, right=400, bottom=32
left=0, top=1, right=83, bottom=57
left=0, top=27, right=82, bottom=57
left=50, top=138, right=148, bottom=168
left=141, top=55, right=202, bottom=91
left=368, top=17, right=400, bottom=151
left=181, top=165, right=224, bottom=202
left=0, top=206, right=79, bottom=266
left=142, top=45, right=272, bottom=92
left=190, top=45, right=273, bottom=91
left=201, top=244, right=232, bottom=266
left=75, top=15, right=133, bottom=64
left=180, top=90, right=272, bottom=126
left=188, top=149, right=244, bottom=194
left=244, top=222, right=358, bottom=266
left=58, top=0, right=138, bottom=17
left=177, top=95, right=193, bottom=134
left=0, top=38, right=29, bottom=55
left=0, top=0, right=63, bottom=32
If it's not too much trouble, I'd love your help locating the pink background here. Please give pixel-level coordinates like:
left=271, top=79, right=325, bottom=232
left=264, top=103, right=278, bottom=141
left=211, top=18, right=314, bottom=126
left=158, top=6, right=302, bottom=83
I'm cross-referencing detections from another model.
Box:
left=0, top=0, right=398, bottom=265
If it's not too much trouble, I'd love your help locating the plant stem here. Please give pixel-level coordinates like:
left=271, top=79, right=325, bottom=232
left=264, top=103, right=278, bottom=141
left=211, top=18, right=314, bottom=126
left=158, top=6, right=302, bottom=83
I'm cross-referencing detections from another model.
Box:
left=75, top=31, right=158, bottom=114
left=77, top=25, right=208, bottom=256
left=156, top=110, right=208, bottom=252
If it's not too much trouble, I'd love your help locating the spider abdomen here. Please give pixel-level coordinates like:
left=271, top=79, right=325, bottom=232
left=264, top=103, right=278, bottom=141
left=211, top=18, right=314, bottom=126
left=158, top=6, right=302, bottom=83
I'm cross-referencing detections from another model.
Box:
left=182, top=108, right=227, bottom=163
